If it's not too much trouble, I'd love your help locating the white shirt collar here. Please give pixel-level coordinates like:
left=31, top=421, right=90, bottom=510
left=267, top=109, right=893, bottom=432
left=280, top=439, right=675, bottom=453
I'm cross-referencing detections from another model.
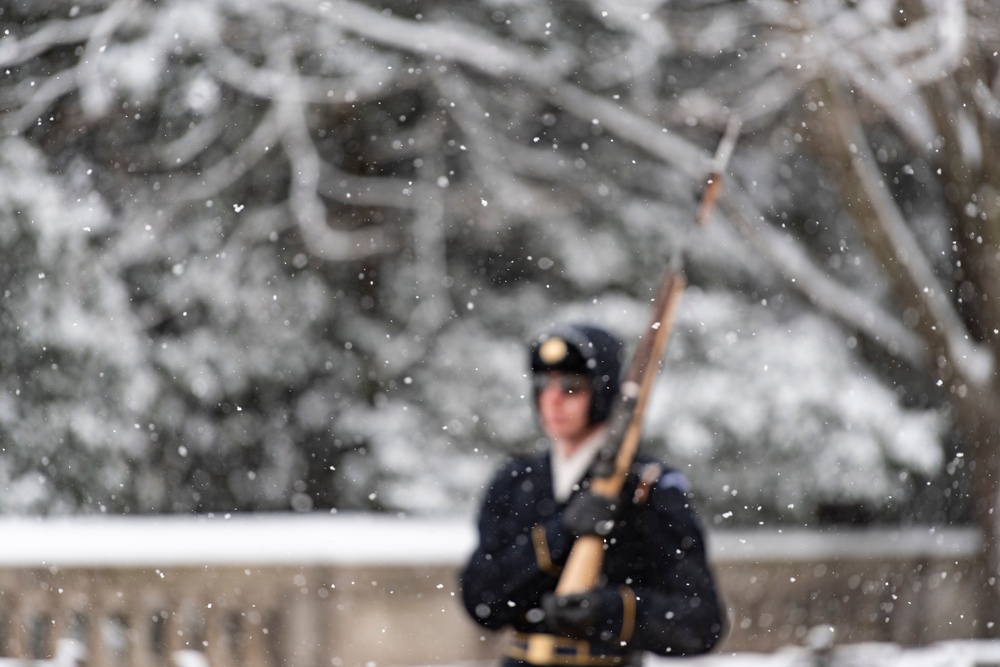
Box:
left=550, top=428, right=608, bottom=503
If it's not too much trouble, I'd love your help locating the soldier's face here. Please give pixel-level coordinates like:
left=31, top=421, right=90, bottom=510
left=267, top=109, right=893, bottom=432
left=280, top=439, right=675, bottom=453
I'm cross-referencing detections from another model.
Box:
left=535, top=372, right=594, bottom=451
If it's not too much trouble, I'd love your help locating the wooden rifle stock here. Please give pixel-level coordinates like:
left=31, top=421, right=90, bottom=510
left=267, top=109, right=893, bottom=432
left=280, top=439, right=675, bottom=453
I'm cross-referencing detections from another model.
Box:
left=556, top=270, right=686, bottom=594
left=555, top=116, right=740, bottom=595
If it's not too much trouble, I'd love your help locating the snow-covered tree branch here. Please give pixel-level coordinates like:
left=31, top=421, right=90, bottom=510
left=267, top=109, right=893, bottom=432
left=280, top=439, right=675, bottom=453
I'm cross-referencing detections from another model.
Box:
left=2, top=5, right=998, bottom=624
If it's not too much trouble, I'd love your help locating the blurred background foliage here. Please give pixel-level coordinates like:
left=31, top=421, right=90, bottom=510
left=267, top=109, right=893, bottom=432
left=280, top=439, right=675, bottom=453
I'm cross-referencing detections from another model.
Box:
left=0, top=0, right=996, bottom=533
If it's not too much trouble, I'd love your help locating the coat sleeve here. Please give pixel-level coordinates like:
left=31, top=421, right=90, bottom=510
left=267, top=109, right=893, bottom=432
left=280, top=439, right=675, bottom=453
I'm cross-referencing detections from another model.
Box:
left=626, top=471, right=726, bottom=656
left=459, top=464, right=575, bottom=630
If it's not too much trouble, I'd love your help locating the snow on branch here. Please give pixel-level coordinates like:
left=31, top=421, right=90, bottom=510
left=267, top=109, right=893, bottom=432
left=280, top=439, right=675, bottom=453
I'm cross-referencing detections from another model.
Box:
left=823, top=79, right=993, bottom=388
left=280, top=0, right=571, bottom=83
left=154, top=115, right=230, bottom=168
left=432, top=71, right=575, bottom=224
left=206, top=43, right=409, bottom=106
left=318, top=164, right=435, bottom=212
left=900, top=0, right=967, bottom=86
left=0, top=69, right=78, bottom=136
left=164, top=107, right=281, bottom=203
left=781, top=0, right=968, bottom=154
left=269, top=36, right=389, bottom=261
left=553, top=83, right=711, bottom=181
left=279, top=0, right=712, bottom=191
left=719, top=186, right=929, bottom=370
left=77, top=0, right=135, bottom=119
left=0, top=13, right=103, bottom=69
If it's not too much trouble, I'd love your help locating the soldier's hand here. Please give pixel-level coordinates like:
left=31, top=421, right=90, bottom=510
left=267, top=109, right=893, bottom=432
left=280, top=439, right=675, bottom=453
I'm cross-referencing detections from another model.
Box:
left=541, top=589, right=621, bottom=641
left=562, top=490, right=619, bottom=536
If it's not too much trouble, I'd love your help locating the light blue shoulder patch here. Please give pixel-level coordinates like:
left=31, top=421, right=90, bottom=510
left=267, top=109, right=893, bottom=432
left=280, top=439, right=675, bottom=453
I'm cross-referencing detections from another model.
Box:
left=657, top=471, right=692, bottom=494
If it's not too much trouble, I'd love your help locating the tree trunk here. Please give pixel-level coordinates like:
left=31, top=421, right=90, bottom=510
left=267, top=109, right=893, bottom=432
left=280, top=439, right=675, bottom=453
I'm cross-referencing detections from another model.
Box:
left=954, top=389, right=1000, bottom=636
left=806, top=74, right=1000, bottom=636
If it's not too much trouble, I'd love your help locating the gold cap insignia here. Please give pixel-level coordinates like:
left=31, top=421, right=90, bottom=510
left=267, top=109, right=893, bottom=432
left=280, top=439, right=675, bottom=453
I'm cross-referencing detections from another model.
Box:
left=538, top=337, right=568, bottom=365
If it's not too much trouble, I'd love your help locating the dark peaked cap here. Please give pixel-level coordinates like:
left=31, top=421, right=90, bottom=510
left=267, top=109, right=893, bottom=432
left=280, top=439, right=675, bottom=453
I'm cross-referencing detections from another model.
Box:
left=529, top=323, right=623, bottom=425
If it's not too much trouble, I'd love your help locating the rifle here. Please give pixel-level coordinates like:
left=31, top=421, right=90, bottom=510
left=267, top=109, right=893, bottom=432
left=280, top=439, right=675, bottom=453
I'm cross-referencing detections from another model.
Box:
left=556, top=116, right=741, bottom=595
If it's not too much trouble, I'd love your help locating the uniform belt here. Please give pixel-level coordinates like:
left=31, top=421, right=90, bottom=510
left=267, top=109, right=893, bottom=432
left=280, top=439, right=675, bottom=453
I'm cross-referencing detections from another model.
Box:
left=505, top=632, right=635, bottom=666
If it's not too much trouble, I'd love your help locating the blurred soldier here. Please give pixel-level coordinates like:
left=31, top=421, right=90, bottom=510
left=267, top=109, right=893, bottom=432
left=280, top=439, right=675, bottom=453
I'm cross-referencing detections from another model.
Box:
left=460, top=323, right=724, bottom=666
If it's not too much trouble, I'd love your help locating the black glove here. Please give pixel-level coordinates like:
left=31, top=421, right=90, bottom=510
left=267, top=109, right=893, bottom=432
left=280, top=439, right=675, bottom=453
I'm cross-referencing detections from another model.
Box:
left=562, top=490, right=619, bottom=537
left=541, top=589, right=623, bottom=641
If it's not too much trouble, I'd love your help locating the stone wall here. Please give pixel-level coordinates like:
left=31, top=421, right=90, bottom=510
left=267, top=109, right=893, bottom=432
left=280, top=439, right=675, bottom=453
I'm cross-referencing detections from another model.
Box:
left=709, top=528, right=981, bottom=651
left=0, top=516, right=981, bottom=666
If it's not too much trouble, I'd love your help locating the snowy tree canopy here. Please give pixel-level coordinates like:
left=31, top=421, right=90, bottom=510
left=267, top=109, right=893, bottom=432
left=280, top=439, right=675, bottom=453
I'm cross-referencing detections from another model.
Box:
left=0, top=0, right=996, bottom=536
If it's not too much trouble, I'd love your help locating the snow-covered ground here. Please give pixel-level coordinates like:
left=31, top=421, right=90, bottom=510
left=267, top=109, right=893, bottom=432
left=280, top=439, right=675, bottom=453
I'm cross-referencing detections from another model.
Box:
left=647, top=640, right=1000, bottom=667
left=411, top=641, right=1000, bottom=667
left=11, top=639, right=1000, bottom=667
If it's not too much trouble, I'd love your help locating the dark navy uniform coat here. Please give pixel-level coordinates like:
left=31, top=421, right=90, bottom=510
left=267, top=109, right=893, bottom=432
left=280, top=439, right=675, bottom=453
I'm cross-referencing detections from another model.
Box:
left=460, top=450, right=725, bottom=660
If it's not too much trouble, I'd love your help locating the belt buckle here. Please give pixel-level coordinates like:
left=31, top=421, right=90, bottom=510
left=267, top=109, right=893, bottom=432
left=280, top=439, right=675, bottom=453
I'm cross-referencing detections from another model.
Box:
left=509, top=632, right=628, bottom=666
left=525, top=633, right=558, bottom=664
